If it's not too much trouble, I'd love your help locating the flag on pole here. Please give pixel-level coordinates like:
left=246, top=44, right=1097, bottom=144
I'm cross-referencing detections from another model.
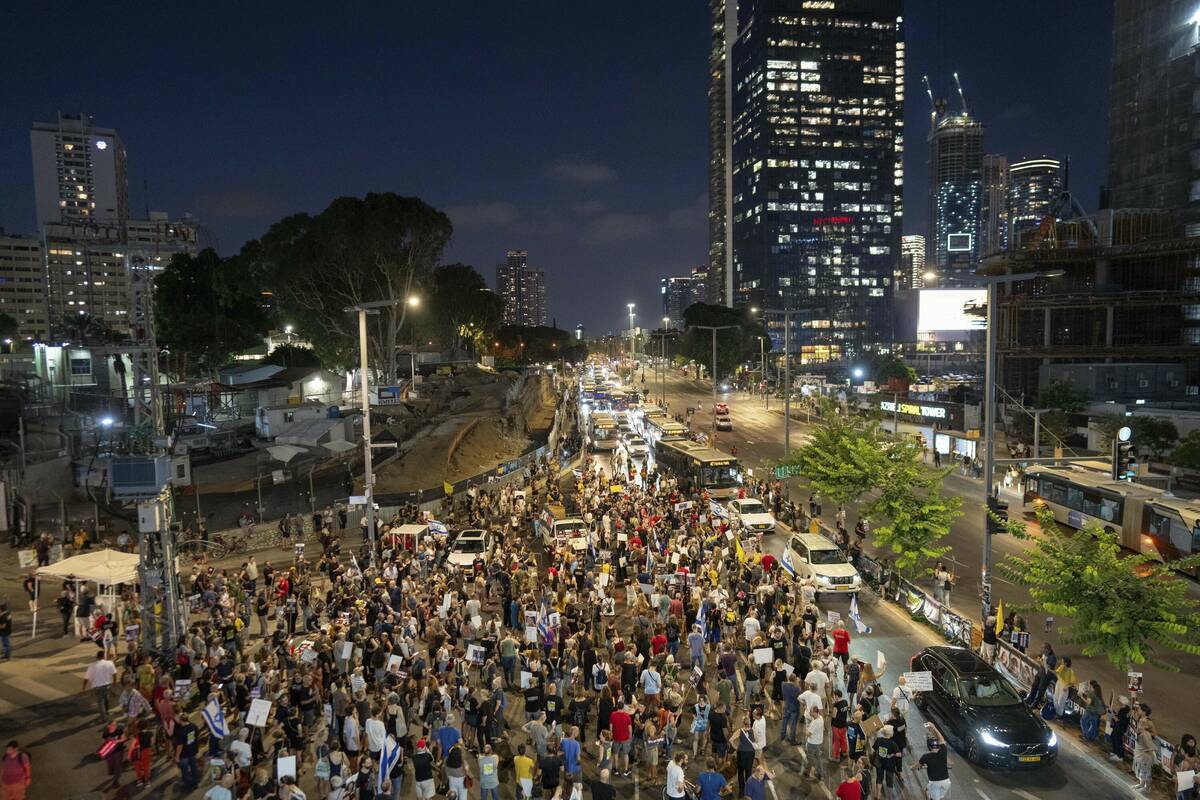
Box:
left=378, top=735, right=401, bottom=791
left=709, top=499, right=729, bottom=520
left=779, top=545, right=796, bottom=577
left=694, top=601, right=707, bottom=639
left=443, top=481, right=454, bottom=496
left=849, top=594, right=872, bottom=635
left=428, top=519, right=448, bottom=535
left=201, top=697, right=228, bottom=739
left=734, top=536, right=747, bottom=564
left=994, top=599, right=1004, bottom=635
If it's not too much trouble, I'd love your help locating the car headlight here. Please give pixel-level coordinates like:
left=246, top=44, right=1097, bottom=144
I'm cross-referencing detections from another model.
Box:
left=979, top=731, right=1008, bottom=748
left=816, top=575, right=833, bottom=587
left=1048, top=731, right=1057, bottom=748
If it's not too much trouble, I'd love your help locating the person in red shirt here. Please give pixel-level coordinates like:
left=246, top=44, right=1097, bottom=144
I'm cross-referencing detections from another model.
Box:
left=760, top=553, right=776, bottom=573
left=834, top=770, right=863, bottom=800
left=831, top=622, right=851, bottom=667
left=609, top=703, right=634, bottom=776
left=651, top=630, right=668, bottom=655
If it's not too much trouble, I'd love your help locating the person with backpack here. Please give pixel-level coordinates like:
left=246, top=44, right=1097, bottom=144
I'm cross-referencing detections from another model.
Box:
left=1, top=741, right=31, bottom=800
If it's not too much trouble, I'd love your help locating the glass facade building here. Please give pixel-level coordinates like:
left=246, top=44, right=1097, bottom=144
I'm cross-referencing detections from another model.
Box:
left=1007, top=158, right=1062, bottom=249
left=729, top=0, right=904, bottom=364
left=927, top=109, right=983, bottom=279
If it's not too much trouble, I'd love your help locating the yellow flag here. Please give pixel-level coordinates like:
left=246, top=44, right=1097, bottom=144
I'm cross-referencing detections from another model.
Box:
left=444, top=481, right=454, bottom=496
left=734, top=537, right=747, bottom=564
left=994, top=599, right=1004, bottom=635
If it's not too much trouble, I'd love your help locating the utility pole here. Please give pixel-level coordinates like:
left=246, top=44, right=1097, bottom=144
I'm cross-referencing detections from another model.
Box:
left=761, top=309, right=798, bottom=455
left=758, top=336, right=768, bottom=410
left=345, top=298, right=406, bottom=568
left=691, top=324, right=739, bottom=440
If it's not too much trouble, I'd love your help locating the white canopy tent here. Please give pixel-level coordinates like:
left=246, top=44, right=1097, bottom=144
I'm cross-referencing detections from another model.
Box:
left=32, top=549, right=140, bottom=638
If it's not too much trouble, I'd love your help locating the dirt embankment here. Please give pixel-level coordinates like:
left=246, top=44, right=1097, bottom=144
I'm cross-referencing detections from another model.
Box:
left=372, top=370, right=555, bottom=493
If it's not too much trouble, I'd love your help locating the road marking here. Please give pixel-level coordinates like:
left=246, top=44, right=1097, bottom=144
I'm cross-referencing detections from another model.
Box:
left=975, top=790, right=994, bottom=800
left=1012, top=791, right=1043, bottom=800
left=5, top=675, right=72, bottom=701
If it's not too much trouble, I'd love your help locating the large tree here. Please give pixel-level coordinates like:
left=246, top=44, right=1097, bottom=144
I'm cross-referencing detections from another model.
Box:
left=680, top=303, right=766, bottom=382
left=246, top=193, right=452, bottom=382
left=779, top=400, right=885, bottom=508
left=868, top=443, right=959, bottom=578
left=154, top=249, right=268, bottom=376
left=425, top=263, right=504, bottom=354
left=999, top=509, right=1200, bottom=671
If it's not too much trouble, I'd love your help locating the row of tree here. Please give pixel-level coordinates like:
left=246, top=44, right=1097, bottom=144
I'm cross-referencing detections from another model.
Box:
left=779, top=401, right=962, bottom=579
left=782, top=399, right=1200, bottom=671
left=154, top=193, right=578, bottom=383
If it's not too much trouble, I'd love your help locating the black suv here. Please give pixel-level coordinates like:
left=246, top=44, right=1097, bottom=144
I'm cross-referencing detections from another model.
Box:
left=910, top=646, right=1058, bottom=770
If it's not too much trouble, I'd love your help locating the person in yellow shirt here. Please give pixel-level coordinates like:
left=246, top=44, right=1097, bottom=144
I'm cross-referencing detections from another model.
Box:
left=1053, top=656, right=1076, bottom=714
left=513, top=742, right=536, bottom=799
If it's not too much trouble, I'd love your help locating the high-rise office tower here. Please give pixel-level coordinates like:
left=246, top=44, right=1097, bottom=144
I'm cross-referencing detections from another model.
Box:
left=981, top=154, right=1009, bottom=255
left=728, top=0, right=904, bottom=363
left=1108, top=0, right=1200, bottom=231
left=31, top=113, right=128, bottom=230
left=0, top=233, right=49, bottom=341
left=928, top=101, right=984, bottom=279
left=495, top=250, right=547, bottom=327
left=661, top=271, right=708, bottom=326
left=708, top=0, right=736, bottom=306
left=1007, top=157, right=1062, bottom=249
left=901, top=235, right=926, bottom=289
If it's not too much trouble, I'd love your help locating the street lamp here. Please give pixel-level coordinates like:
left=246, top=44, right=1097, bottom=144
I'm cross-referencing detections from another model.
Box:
left=975, top=267, right=1066, bottom=618
left=756, top=336, right=768, bottom=410
left=627, top=303, right=636, bottom=360
left=759, top=308, right=801, bottom=455
left=852, top=367, right=864, bottom=381
left=343, top=298, right=404, bottom=568
left=690, top=324, right=739, bottom=439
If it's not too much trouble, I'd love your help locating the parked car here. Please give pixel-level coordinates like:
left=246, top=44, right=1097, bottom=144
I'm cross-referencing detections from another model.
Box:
left=446, top=528, right=493, bottom=572
left=623, top=435, right=650, bottom=458
left=728, top=498, right=775, bottom=533
left=785, top=533, right=862, bottom=595
left=714, top=402, right=730, bottom=417
left=909, top=645, right=1058, bottom=770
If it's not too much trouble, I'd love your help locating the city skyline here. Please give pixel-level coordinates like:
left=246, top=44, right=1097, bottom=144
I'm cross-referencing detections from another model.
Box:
left=0, top=2, right=1113, bottom=335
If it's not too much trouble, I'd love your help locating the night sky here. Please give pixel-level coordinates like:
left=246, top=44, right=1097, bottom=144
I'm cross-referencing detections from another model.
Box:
left=0, top=2, right=1112, bottom=336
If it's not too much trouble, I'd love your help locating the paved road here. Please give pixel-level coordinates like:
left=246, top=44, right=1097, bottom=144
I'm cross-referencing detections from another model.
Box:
left=645, top=372, right=1171, bottom=799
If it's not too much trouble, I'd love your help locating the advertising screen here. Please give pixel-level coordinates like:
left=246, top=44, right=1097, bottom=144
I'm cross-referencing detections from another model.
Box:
left=917, top=289, right=986, bottom=333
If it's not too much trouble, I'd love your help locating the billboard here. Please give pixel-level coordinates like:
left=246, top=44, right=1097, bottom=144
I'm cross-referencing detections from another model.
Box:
left=946, top=233, right=973, bottom=252
left=917, top=289, right=986, bottom=333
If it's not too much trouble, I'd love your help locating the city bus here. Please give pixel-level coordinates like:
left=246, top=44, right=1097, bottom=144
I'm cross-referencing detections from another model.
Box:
left=589, top=411, right=619, bottom=451
left=654, top=439, right=742, bottom=499
left=1022, top=465, right=1160, bottom=551
left=645, top=417, right=688, bottom=446
left=1144, top=495, right=1200, bottom=578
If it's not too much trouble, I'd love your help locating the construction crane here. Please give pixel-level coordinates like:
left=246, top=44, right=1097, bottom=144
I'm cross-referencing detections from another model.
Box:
left=953, top=72, right=970, bottom=115
left=922, top=75, right=937, bottom=127
left=1026, top=158, right=1098, bottom=248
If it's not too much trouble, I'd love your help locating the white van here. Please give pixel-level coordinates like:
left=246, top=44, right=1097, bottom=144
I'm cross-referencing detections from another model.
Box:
left=786, top=533, right=862, bottom=596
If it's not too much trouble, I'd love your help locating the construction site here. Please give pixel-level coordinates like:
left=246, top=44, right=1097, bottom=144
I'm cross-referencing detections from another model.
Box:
left=983, top=207, right=1200, bottom=403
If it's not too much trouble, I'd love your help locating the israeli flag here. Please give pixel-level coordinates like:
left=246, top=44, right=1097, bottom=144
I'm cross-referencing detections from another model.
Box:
left=428, top=519, right=448, bottom=535
left=694, top=600, right=707, bottom=639
left=849, top=594, right=872, bottom=635
left=709, top=500, right=728, bottom=520
left=201, top=697, right=227, bottom=739
left=378, top=735, right=401, bottom=791
left=779, top=545, right=797, bottom=577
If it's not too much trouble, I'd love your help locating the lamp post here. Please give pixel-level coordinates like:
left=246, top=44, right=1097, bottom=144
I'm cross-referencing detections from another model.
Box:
left=690, top=324, right=739, bottom=440
left=627, top=303, right=636, bottom=361
left=924, top=267, right=1065, bottom=618
left=760, top=309, right=800, bottom=455
left=757, top=336, right=767, bottom=409
left=661, top=317, right=670, bottom=407
left=344, top=298, right=405, bottom=568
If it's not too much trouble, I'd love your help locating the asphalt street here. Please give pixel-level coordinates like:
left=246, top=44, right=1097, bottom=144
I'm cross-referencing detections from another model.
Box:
left=637, top=370, right=1172, bottom=799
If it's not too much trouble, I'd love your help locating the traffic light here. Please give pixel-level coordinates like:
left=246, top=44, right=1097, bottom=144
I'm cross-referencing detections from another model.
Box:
left=1112, top=426, right=1137, bottom=481
left=986, top=495, right=1009, bottom=535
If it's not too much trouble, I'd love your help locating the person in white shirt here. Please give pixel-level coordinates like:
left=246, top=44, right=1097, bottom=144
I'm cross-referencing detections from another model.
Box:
left=802, top=707, right=825, bottom=780
left=228, top=728, right=253, bottom=769
left=743, top=612, right=761, bottom=648
left=751, top=707, right=768, bottom=752
left=83, top=650, right=117, bottom=721
left=364, top=708, right=387, bottom=761
left=804, top=667, right=828, bottom=698
left=799, top=685, right=824, bottom=715
left=665, top=752, right=689, bottom=799
left=892, top=676, right=913, bottom=717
